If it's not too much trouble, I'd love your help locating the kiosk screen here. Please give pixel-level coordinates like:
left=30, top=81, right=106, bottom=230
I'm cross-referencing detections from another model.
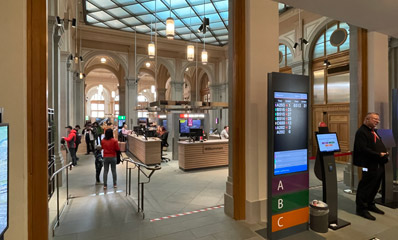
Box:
left=316, top=133, right=340, bottom=152
left=273, top=92, right=308, bottom=175
left=0, top=124, right=9, bottom=236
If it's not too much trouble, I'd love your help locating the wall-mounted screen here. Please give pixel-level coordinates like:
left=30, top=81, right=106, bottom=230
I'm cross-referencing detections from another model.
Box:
left=273, top=92, right=308, bottom=175
left=316, top=133, right=340, bottom=152
left=0, top=124, right=9, bottom=236
left=179, top=119, right=201, bottom=134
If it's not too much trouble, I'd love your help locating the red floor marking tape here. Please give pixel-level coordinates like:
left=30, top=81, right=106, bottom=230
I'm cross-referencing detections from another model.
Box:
left=150, top=205, right=224, bottom=222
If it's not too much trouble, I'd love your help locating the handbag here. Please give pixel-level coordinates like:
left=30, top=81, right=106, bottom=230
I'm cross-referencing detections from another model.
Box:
left=116, top=150, right=122, bottom=164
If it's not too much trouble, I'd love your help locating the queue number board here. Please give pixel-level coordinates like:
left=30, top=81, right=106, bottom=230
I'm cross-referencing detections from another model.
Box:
left=271, top=92, right=309, bottom=237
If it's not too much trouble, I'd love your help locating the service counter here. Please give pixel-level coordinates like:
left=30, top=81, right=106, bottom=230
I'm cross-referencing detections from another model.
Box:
left=127, top=134, right=161, bottom=165
left=178, top=139, right=228, bottom=170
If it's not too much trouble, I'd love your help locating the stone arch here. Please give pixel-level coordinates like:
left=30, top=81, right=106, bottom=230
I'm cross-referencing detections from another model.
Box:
left=82, top=50, right=128, bottom=77
left=85, top=65, right=119, bottom=81
left=180, top=62, right=215, bottom=86
left=157, top=64, right=170, bottom=89
left=136, top=56, right=175, bottom=80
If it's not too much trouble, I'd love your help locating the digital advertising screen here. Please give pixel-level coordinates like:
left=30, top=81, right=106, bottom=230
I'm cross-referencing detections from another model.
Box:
left=179, top=119, right=201, bottom=133
left=162, top=120, right=168, bottom=130
left=0, top=124, right=9, bottom=236
left=316, top=133, right=340, bottom=153
left=273, top=92, right=308, bottom=175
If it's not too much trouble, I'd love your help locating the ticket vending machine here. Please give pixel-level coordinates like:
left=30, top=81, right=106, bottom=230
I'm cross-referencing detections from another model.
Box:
left=314, top=131, right=350, bottom=230
left=266, top=72, right=309, bottom=240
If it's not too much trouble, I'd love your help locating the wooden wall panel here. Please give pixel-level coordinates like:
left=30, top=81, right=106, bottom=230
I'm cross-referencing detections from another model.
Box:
left=27, top=0, right=48, bottom=239
left=230, top=0, right=246, bottom=220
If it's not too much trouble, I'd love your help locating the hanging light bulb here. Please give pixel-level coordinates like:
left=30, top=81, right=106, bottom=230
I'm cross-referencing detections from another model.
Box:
left=187, top=44, right=195, bottom=61
left=74, top=56, right=79, bottom=64
left=79, top=72, right=84, bottom=79
left=148, top=42, right=155, bottom=59
left=166, top=0, right=174, bottom=39
left=201, top=49, right=208, bottom=65
left=166, top=17, right=175, bottom=39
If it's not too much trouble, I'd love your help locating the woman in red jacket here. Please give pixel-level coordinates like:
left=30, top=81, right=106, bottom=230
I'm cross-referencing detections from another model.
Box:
left=101, top=128, right=120, bottom=189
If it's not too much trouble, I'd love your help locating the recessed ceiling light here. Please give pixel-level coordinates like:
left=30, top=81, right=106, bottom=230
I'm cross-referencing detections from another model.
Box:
left=101, top=57, right=107, bottom=63
left=146, top=62, right=151, bottom=68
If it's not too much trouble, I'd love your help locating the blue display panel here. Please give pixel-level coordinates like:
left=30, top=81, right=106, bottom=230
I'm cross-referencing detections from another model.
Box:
left=0, top=124, right=9, bottom=236
left=274, top=92, right=308, bottom=175
left=179, top=119, right=201, bottom=133
left=316, top=133, right=340, bottom=153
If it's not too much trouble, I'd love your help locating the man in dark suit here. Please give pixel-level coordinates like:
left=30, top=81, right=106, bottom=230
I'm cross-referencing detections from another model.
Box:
left=354, top=112, right=388, bottom=220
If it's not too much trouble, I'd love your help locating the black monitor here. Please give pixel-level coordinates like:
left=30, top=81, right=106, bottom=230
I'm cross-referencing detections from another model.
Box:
left=316, top=133, right=341, bottom=153
left=145, top=130, right=157, bottom=138
left=190, top=128, right=203, bottom=141
left=0, top=124, right=9, bottom=237
left=133, top=126, right=140, bottom=134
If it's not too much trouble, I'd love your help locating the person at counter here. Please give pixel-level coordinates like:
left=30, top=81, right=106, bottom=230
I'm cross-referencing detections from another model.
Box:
left=220, top=126, right=229, bottom=139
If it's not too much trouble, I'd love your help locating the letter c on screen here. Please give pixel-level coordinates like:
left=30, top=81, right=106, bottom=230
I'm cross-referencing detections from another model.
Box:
left=277, top=217, right=284, bottom=227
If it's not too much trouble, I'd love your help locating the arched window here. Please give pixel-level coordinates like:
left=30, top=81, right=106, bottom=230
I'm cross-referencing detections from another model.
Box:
left=311, top=21, right=350, bottom=163
left=137, top=95, right=148, bottom=102
left=90, top=94, right=105, bottom=118
left=279, top=44, right=293, bottom=73
left=312, top=22, right=350, bottom=104
left=313, top=22, right=350, bottom=59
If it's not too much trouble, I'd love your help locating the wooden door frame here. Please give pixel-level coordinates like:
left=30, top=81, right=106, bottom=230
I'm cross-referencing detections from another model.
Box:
left=27, top=0, right=48, bottom=239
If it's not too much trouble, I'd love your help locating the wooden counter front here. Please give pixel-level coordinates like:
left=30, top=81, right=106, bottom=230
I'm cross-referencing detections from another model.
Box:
left=178, top=140, right=229, bottom=170
left=128, top=135, right=161, bottom=165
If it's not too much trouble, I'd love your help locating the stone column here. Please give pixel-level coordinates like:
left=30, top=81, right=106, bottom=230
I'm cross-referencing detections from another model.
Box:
left=48, top=17, right=56, bottom=109
left=126, top=78, right=138, bottom=127
left=74, top=77, right=85, bottom=127
left=170, top=81, right=184, bottom=100
left=157, top=88, right=166, bottom=101
left=367, top=32, right=389, bottom=128
left=53, top=26, right=65, bottom=170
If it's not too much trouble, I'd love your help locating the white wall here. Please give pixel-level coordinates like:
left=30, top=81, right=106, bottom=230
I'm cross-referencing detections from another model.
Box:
left=0, top=0, right=28, bottom=239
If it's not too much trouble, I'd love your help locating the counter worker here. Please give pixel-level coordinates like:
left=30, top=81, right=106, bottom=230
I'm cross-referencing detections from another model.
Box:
left=62, top=126, right=77, bottom=166
left=220, top=126, right=229, bottom=139
left=354, top=112, right=388, bottom=221
left=121, top=123, right=131, bottom=141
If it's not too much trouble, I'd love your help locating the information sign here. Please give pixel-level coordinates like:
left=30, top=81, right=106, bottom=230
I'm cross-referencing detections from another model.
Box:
left=267, top=72, right=309, bottom=239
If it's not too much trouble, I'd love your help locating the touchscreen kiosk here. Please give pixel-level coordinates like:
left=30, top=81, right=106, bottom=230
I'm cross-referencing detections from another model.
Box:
left=0, top=124, right=9, bottom=237
left=316, top=133, right=340, bottom=153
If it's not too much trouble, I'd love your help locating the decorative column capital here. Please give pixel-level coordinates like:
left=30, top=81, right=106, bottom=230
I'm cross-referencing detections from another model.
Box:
left=126, top=78, right=138, bottom=86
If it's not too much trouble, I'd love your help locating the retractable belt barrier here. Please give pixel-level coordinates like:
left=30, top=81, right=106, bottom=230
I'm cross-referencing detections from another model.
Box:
left=309, top=152, right=352, bottom=160
left=121, top=153, right=161, bottom=219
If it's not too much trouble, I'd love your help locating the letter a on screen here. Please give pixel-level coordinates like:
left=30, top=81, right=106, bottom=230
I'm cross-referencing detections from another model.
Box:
left=277, top=180, right=284, bottom=191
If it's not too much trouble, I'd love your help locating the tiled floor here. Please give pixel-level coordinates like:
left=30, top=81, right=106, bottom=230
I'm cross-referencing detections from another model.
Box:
left=52, top=149, right=398, bottom=240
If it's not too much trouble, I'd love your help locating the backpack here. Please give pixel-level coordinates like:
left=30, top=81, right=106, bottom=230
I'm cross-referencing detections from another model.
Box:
left=75, top=131, right=82, bottom=145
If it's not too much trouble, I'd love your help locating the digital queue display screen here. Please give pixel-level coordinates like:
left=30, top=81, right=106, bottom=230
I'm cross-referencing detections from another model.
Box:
left=316, top=133, right=340, bottom=153
left=0, top=124, right=9, bottom=236
left=274, top=92, right=308, bottom=175
left=179, top=119, right=201, bottom=133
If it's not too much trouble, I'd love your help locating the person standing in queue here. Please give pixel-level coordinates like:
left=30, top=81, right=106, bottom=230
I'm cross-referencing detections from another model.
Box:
left=62, top=126, right=77, bottom=166
left=82, top=124, right=95, bottom=155
left=101, top=128, right=120, bottom=189
left=354, top=112, right=389, bottom=220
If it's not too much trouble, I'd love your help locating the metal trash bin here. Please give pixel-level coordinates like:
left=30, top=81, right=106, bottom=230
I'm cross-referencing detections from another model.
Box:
left=310, top=200, right=329, bottom=233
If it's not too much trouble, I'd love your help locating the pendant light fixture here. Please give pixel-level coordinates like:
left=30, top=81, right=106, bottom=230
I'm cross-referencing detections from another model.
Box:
left=187, top=8, right=194, bottom=61
left=201, top=0, right=208, bottom=65
left=166, top=0, right=175, bottom=39
left=148, top=4, right=155, bottom=59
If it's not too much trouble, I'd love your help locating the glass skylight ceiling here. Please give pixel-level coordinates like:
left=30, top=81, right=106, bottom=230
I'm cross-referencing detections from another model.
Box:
left=84, top=0, right=229, bottom=46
